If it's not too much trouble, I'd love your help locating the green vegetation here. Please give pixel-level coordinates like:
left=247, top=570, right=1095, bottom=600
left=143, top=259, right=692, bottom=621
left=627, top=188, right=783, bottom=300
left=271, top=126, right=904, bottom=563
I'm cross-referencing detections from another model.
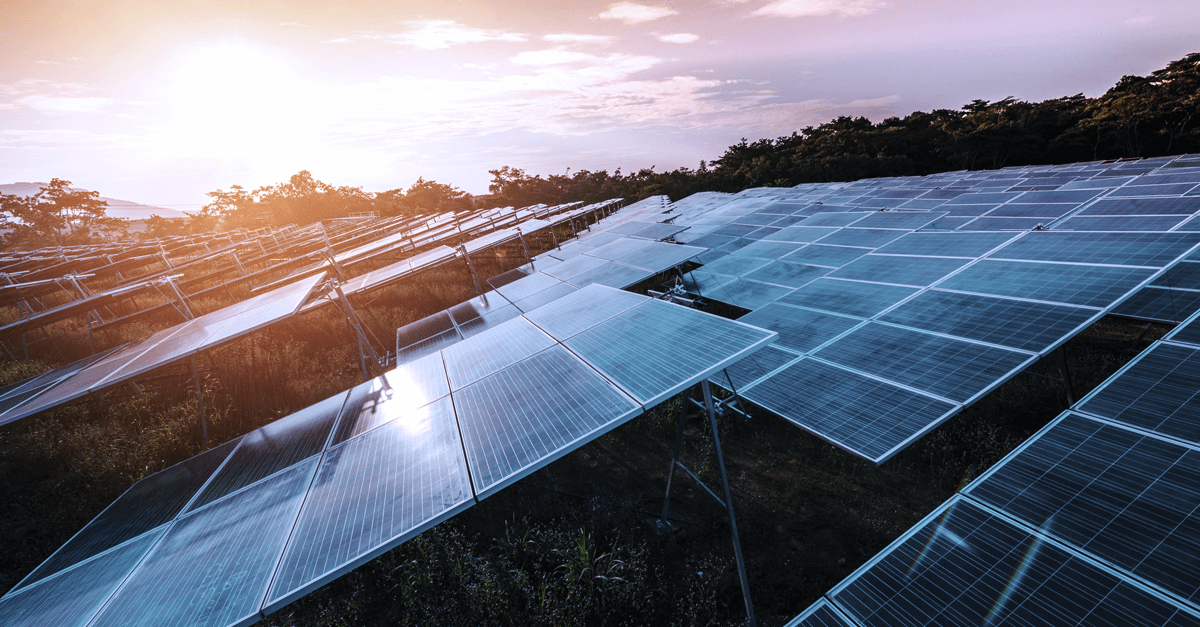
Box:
left=0, top=178, right=128, bottom=248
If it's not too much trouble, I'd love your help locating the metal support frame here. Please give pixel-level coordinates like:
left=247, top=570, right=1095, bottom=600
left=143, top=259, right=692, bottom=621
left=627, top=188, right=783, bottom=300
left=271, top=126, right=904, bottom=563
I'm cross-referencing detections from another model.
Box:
left=659, top=380, right=757, bottom=627
left=191, top=357, right=209, bottom=448
left=1056, top=345, right=1076, bottom=405
left=331, top=281, right=381, bottom=381
left=549, top=223, right=560, bottom=250
left=517, top=228, right=532, bottom=269
left=162, top=277, right=194, bottom=319
left=458, top=244, right=484, bottom=296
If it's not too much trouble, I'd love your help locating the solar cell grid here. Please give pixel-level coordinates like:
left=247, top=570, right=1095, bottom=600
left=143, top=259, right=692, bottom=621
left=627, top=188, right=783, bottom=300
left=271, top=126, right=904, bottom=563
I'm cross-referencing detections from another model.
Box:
left=815, top=228, right=908, bottom=248
left=266, top=395, right=472, bottom=611
left=0, top=529, right=165, bottom=627
left=441, top=316, right=556, bottom=390
left=967, top=412, right=1200, bottom=604
left=1113, top=286, right=1200, bottom=323
left=880, top=290, right=1097, bottom=354
left=741, top=357, right=956, bottom=463
left=563, top=298, right=775, bottom=406
left=737, top=302, right=861, bottom=354
left=937, top=260, right=1155, bottom=308
left=816, top=322, right=1033, bottom=403
left=779, top=278, right=918, bottom=319
left=703, top=277, right=795, bottom=310
left=829, top=254, right=969, bottom=287
left=989, top=231, right=1200, bottom=267
left=1056, top=215, right=1188, bottom=231
left=828, top=498, right=1198, bottom=627
left=453, top=344, right=641, bottom=498
left=873, top=231, right=1016, bottom=257
left=90, top=458, right=316, bottom=627
left=780, top=244, right=871, bottom=268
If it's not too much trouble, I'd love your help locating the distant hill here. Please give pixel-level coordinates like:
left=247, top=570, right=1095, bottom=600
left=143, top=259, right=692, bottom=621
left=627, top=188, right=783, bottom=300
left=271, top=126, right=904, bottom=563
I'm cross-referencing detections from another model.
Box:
left=0, top=182, right=188, bottom=221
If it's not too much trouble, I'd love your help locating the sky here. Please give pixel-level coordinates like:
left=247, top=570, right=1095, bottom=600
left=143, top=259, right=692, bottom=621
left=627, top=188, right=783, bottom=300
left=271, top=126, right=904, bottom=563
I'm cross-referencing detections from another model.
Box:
left=1, top=0, right=1197, bottom=209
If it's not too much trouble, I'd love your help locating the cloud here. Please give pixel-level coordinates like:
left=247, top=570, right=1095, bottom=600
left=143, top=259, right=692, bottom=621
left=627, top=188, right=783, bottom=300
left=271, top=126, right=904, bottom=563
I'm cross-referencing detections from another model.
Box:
left=0, top=80, right=111, bottom=113
left=543, top=33, right=615, bottom=44
left=599, top=2, right=678, bottom=24
left=751, top=0, right=887, bottom=18
left=511, top=49, right=607, bottom=66
left=658, top=33, right=699, bottom=43
left=387, top=19, right=527, bottom=50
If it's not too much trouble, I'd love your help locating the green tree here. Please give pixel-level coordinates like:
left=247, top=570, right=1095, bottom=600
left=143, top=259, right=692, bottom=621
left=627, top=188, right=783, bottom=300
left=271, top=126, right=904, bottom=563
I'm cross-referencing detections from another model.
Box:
left=0, top=179, right=125, bottom=248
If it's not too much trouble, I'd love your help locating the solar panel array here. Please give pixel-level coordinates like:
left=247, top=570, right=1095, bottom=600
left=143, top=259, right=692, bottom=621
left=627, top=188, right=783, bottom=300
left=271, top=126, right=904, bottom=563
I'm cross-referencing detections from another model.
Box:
left=0, top=199, right=623, bottom=428
left=0, top=284, right=775, bottom=627
left=656, top=155, right=1200, bottom=463
left=786, top=301, right=1200, bottom=626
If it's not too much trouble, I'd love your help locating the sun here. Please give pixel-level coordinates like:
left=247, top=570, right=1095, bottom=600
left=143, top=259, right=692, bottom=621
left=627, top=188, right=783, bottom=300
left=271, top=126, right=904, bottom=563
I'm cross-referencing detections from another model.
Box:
left=162, top=40, right=311, bottom=163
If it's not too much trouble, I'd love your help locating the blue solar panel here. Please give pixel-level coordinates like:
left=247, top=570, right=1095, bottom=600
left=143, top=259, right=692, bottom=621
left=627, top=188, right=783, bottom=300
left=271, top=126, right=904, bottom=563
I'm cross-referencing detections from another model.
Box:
left=778, top=279, right=919, bottom=319
left=873, top=231, right=1016, bottom=258
left=829, top=255, right=969, bottom=287
left=938, top=260, right=1155, bottom=307
left=968, top=412, right=1200, bottom=604
left=828, top=498, right=1198, bottom=627
left=737, top=302, right=862, bottom=354
left=781, top=244, right=871, bottom=268
left=90, top=459, right=316, bottom=627
left=741, top=357, right=956, bottom=463
left=265, top=395, right=472, bottom=612
left=815, top=322, right=1033, bottom=403
left=990, top=232, right=1200, bottom=267
left=1077, top=342, right=1200, bottom=445
left=1113, top=286, right=1200, bottom=323
left=880, top=290, right=1098, bottom=353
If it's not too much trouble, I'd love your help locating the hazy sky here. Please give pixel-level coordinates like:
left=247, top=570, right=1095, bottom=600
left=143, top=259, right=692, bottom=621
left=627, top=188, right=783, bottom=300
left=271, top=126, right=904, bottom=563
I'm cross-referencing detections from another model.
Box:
left=1, top=0, right=1196, bottom=208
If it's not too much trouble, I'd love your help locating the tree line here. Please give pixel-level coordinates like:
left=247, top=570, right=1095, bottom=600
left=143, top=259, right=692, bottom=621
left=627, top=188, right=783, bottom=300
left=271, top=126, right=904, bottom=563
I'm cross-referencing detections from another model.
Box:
left=4, top=52, right=1196, bottom=244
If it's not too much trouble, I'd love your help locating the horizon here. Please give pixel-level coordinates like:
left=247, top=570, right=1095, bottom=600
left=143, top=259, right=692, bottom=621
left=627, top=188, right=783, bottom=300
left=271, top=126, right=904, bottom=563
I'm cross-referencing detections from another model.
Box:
left=2, top=0, right=1197, bottom=209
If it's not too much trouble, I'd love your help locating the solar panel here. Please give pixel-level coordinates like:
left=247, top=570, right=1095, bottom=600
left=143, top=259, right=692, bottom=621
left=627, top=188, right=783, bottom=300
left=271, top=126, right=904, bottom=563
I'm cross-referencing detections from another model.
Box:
left=10, top=438, right=240, bottom=591
left=778, top=278, right=919, bottom=319
left=781, top=244, right=871, bottom=268
left=452, top=344, right=640, bottom=498
left=816, top=228, right=908, bottom=248
left=1152, top=261, right=1200, bottom=289
left=708, top=344, right=799, bottom=391
left=966, top=412, right=1200, bottom=604
left=563, top=298, right=776, bottom=406
left=814, top=322, right=1034, bottom=403
left=937, top=260, right=1155, bottom=307
left=331, top=351, right=450, bottom=445
left=784, top=599, right=856, bottom=627
left=448, top=293, right=523, bottom=338
left=0, top=528, right=165, bottom=627
left=830, top=255, right=969, bottom=287
left=826, top=498, right=1197, bottom=627
left=1112, top=286, right=1200, bottom=323
left=1076, top=342, right=1200, bottom=445
left=702, top=277, right=795, bottom=310
left=880, top=290, right=1098, bottom=354
left=89, top=458, right=316, bottom=627
left=740, top=357, right=956, bottom=463
left=873, top=231, right=1016, bottom=258
left=989, top=232, right=1200, bottom=267
left=265, top=395, right=472, bottom=612
left=737, top=303, right=861, bottom=354
left=441, top=316, right=556, bottom=390
left=848, top=211, right=946, bottom=230
left=700, top=254, right=772, bottom=277
left=738, top=259, right=830, bottom=289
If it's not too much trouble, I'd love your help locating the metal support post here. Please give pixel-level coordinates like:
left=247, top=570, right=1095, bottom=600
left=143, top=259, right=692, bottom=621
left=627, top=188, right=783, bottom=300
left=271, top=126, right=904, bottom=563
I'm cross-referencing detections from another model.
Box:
left=163, top=278, right=194, bottom=319
left=659, top=395, right=690, bottom=525
left=517, top=228, right=532, bottom=269
left=549, top=224, right=560, bottom=250
left=458, top=244, right=484, bottom=295
left=1056, top=345, right=1076, bottom=405
left=191, top=357, right=209, bottom=448
left=332, top=281, right=379, bottom=382
left=702, top=381, right=757, bottom=627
